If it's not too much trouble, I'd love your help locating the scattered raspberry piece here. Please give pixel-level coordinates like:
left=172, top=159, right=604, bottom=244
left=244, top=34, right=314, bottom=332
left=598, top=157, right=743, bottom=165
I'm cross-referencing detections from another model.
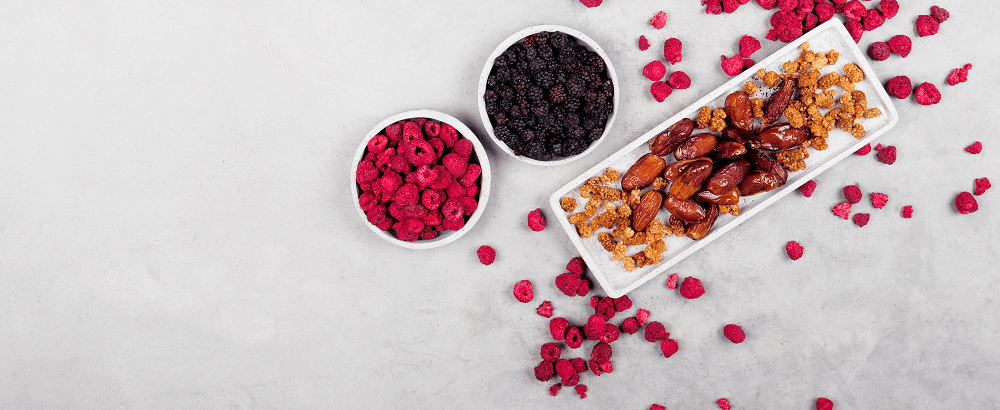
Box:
left=567, top=257, right=586, bottom=275
left=597, top=361, right=613, bottom=373
left=786, top=240, right=804, bottom=260
left=549, top=383, right=562, bottom=396
left=660, top=338, right=679, bottom=357
left=956, top=191, right=979, bottom=214
left=975, top=178, right=991, bottom=196
left=579, top=0, right=602, bottom=7
left=565, top=326, right=584, bottom=348
left=600, top=322, right=620, bottom=343
left=799, top=180, right=817, bottom=197
left=875, top=143, right=883, bottom=151
left=816, top=397, right=834, bottom=410
left=880, top=0, right=899, bottom=19
left=743, top=57, right=755, bottom=70
left=650, top=405, right=666, bottom=410
left=886, top=76, right=912, bottom=99
left=636, top=308, right=651, bottom=326
left=613, top=295, right=632, bottom=312
left=668, top=71, right=692, bottom=89
left=663, top=38, right=683, bottom=64
left=845, top=20, right=863, bottom=43
left=930, top=5, right=949, bottom=23
left=853, top=212, right=870, bottom=227
left=527, top=208, right=546, bottom=231
left=966, top=141, right=983, bottom=154
left=571, top=357, right=587, bottom=373
left=887, top=35, right=911, bottom=58
left=555, top=359, right=576, bottom=381
left=590, top=342, right=612, bottom=363
left=589, top=295, right=600, bottom=309
left=902, top=205, right=914, bottom=218
left=650, top=11, right=667, bottom=29
left=535, top=361, right=554, bottom=381
left=513, top=280, right=534, bottom=303
left=916, top=15, right=939, bottom=37
left=621, top=317, right=640, bottom=334
left=863, top=8, right=885, bottom=31
left=550, top=317, right=570, bottom=341
left=638, top=35, right=651, bottom=51
left=739, top=35, right=761, bottom=57
left=856, top=143, right=872, bottom=156
left=832, top=202, right=852, bottom=219
left=703, top=0, right=724, bottom=14
left=644, top=321, right=668, bottom=342
left=595, top=298, right=615, bottom=322
left=541, top=342, right=561, bottom=362
left=776, top=0, right=796, bottom=12
left=870, top=192, right=888, bottom=209
left=537, top=300, right=554, bottom=318
left=723, top=324, right=746, bottom=343
left=650, top=81, right=673, bottom=102
left=757, top=0, right=777, bottom=9
left=718, top=398, right=732, bottom=410
left=877, top=145, right=897, bottom=165
left=477, top=245, right=496, bottom=265
left=588, top=359, right=601, bottom=376
left=914, top=82, right=941, bottom=105
left=679, top=277, right=705, bottom=299
left=720, top=54, right=744, bottom=76
left=722, top=0, right=741, bottom=13
left=556, top=273, right=581, bottom=297
left=666, top=273, right=679, bottom=289
left=575, top=384, right=588, bottom=399
left=947, top=69, right=962, bottom=86
left=643, top=61, right=667, bottom=81
left=843, top=0, right=866, bottom=21
left=843, top=185, right=863, bottom=204
left=868, top=42, right=890, bottom=61
left=576, top=278, right=590, bottom=297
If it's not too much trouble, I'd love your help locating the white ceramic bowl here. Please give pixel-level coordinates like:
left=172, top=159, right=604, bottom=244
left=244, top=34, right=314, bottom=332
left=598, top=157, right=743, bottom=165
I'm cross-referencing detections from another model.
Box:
left=478, top=25, right=620, bottom=166
left=351, top=109, right=492, bottom=249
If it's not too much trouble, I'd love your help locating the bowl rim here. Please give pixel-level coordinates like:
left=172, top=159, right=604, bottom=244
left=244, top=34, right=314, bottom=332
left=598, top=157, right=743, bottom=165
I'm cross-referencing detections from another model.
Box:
left=477, top=24, right=620, bottom=167
left=350, top=109, right=492, bottom=249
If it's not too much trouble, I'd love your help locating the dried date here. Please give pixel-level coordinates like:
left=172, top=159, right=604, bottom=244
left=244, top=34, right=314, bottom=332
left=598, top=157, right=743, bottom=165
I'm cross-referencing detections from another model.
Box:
left=621, top=153, right=667, bottom=192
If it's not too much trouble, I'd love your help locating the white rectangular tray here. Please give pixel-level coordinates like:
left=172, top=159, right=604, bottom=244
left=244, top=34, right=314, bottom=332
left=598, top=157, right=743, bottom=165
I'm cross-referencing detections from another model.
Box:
left=548, top=19, right=899, bottom=298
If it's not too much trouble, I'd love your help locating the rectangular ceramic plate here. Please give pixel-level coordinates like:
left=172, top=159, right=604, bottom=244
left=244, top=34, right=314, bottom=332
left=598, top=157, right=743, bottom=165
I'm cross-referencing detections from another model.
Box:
left=548, top=20, right=899, bottom=298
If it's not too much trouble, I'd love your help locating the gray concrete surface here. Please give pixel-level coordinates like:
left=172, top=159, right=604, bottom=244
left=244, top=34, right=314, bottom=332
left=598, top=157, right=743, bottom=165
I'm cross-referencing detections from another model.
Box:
left=1, top=1, right=998, bottom=408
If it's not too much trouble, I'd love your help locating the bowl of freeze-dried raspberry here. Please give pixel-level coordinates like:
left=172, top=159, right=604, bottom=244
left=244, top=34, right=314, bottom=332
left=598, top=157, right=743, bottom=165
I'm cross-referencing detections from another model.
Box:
left=478, top=25, right=619, bottom=166
left=352, top=109, right=492, bottom=249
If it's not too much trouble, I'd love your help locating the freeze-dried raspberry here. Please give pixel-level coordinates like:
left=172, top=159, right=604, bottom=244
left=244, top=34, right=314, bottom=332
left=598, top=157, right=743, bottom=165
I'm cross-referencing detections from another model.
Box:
left=832, top=202, right=852, bottom=219
left=871, top=192, right=888, bottom=209
left=639, top=35, right=651, bottom=51
left=743, top=57, right=755, bottom=70
left=722, top=0, right=741, bottom=13
left=367, top=134, right=389, bottom=154
left=644, top=321, right=669, bottom=342
left=358, top=191, right=377, bottom=213
left=588, top=359, right=601, bottom=376
left=723, top=324, right=746, bottom=343
left=541, top=342, right=561, bottom=362
left=845, top=20, right=863, bottom=43
left=815, top=1, right=835, bottom=22
left=916, top=15, right=939, bottom=37
left=554, top=359, right=576, bottom=381
left=856, top=143, right=872, bottom=156
left=422, top=209, right=443, bottom=227
left=356, top=160, right=380, bottom=184
left=863, top=9, right=885, bottom=31
left=668, top=71, right=692, bottom=89
left=549, top=383, right=562, bottom=396
left=637, top=308, right=650, bottom=326
left=843, top=0, right=865, bottom=21
left=966, top=141, right=982, bottom=154
left=886, top=76, right=912, bottom=99
left=643, top=61, right=667, bottom=81
left=401, top=121, right=423, bottom=145
left=595, top=297, right=615, bottom=321
left=385, top=123, right=402, bottom=142
left=613, top=295, right=632, bottom=312
left=576, top=278, right=590, bottom=297
left=421, top=189, right=444, bottom=210
left=650, top=405, right=666, bottom=410
left=460, top=164, right=481, bottom=188
left=527, top=208, right=546, bottom=231
left=803, top=13, right=819, bottom=31
left=477, top=245, right=496, bottom=265
left=718, top=398, right=733, bottom=409
left=975, top=178, right=991, bottom=196
left=441, top=153, right=467, bottom=178
left=454, top=139, right=474, bottom=160
left=393, top=218, right=424, bottom=242
left=902, top=205, right=913, bottom=218
left=660, top=338, right=679, bottom=357
left=571, top=357, right=587, bottom=373
left=591, top=342, right=612, bottom=363
left=537, top=300, right=554, bottom=318
left=887, top=35, right=911, bottom=58
left=395, top=183, right=420, bottom=206
left=550, top=317, right=570, bottom=340
left=956, top=191, right=979, bottom=214
left=868, top=42, right=890, bottom=61
left=770, top=9, right=796, bottom=27
left=579, top=0, right=602, bottom=7
left=721, top=54, right=744, bottom=76
left=366, top=206, right=393, bottom=231
left=589, top=295, right=600, bottom=309
left=379, top=172, right=403, bottom=198
left=650, top=11, right=667, bottom=29
left=575, top=384, right=588, bottom=399
left=880, top=0, right=898, bottom=19
left=439, top=123, right=459, bottom=148
left=567, top=257, right=586, bottom=275
left=930, top=5, right=949, bottom=23
left=816, top=397, right=834, bottom=410
left=853, top=212, right=870, bottom=227
left=679, top=277, right=705, bottom=299
left=565, top=326, right=584, bottom=348
left=915, top=82, right=942, bottom=105
left=947, top=69, right=962, bottom=86
left=786, top=240, right=804, bottom=260
left=440, top=216, right=465, bottom=231
left=556, top=273, right=581, bottom=296
left=663, top=38, right=683, bottom=64
left=777, top=0, right=796, bottom=12
left=703, top=0, right=723, bottom=14
left=600, top=323, right=621, bottom=343
left=798, top=180, right=817, bottom=197
left=739, top=35, right=761, bottom=57
left=650, top=81, right=673, bottom=102
left=412, top=164, right=439, bottom=189
left=597, top=361, right=613, bottom=373
left=621, top=317, right=640, bottom=334
left=514, top=280, right=534, bottom=303
left=877, top=145, right=897, bottom=164
left=843, top=185, right=863, bottom=204
left=798, top=0, right=814, bottom=14
left=535, top=360, right=554, bottom=381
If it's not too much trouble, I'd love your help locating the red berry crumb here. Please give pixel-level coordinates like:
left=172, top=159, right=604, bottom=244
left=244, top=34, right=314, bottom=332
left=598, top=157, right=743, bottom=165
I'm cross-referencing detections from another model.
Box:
left=843, top=185, right=863, bottom=204
left=877, top=145, right=897, bottom=165
left=575, top=384, right=588, bottom=399
left=571, top=357, right=587, bottom=373
left=723, top=324, right=746, bottom=343
left=650, top=11, right=667, bottom=29
left=535, top=361, right=554, bottom=381
left=540, top=342, right=561, bottom=362
left=650, top=81, right=673, bottom=102
left=886, top=75, right=912, bottom=99
left=868, top=42, right=890, bottom=61
left=644, top=321, right=669, bottom=342
left=718, top=398, right=733, bottom=410
left=513, top=280, right=534, bottom=303
left=550, top=317, right=569, bottom=340
left=975, top=178, right=991, bottom=196
left=663, top=38, right=683, bottom=64
left=832, top=202, right=852, bottom=219
left=643, top=61, right=667, bottom=81
left=786, top=240, right=804, bottom=260
left=549, top=383, right=562, bottom=396
left=668, top=71, right=692, bottom=89
left=637, top=308, right=651, bottom=326
left=537, top=300, right=554, bottom=318
left=966, top=141, right=983, bottom=154
left=527, top=208, right=546, bottom=231
left=477, top=245, right=496, bottom=265
left=579, top=0, right=602, bottom=7
left=650, top=405, right=666, bottom=410
left=816, top=397, right=834, bottom=410
left=613, top=295, right=632, bottom=312
left=871, top=192, right=889, bottom=209
left=856, top=143, right=872, bottom=156
left=875, top=143, right=883, bottom=151
left=621, top=317, right=640, bottom=334
left=955, top=191, right=979, bottom=214
left=739, top=35, right=761, bottom=57
left=916, top=15, right=940, bottom=37
left=721, top=54, right=744, bottom=76
left=930, top=5, right=950, bottom=23
left=887, top=35, right=911, bottom=58
left=901, top=205, right=914, bottom=218
left=660, top=338, right=679, bottom=357
left=914, top=82, right=941, bottom=105
left=845, top=20, right=864, bottom=43
left=666, top=273, right=679, bottom=289
left=679, top=276, right=705, bottom=299
left=567, top=257, right=586, bottom=275
left=638, top=35, right=651, bottom=51
left=853, top=212, right=871, bottom=227
left=799, top=179, right=817, bottom=197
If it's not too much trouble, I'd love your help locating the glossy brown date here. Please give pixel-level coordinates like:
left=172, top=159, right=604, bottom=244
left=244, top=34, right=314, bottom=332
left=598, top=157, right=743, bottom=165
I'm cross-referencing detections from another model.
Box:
left=704, top=160, right=750, bottom=195
left=662, top=159, right=697, bottom=182
left=668, top=158, right=713, bottom=200
left=721, top=127, right=756, bottom=144
left=738, top=170, right=782, bottom=196
left=632, top=190, right=664, bottom=232
left=747, top=149, right=788, bottom=185
left=621, top=153, right=667, bottom=192
left=724, top=90, right=754, bottom=131
left=663, top=194, right=707, bottom=223
left=754, top=123, right=806, bottom=151
left=713, top=141, right=748, bottom=159
left=693, top=186, right=740, bottom=205
left=685, top=202, right=719, bottom=241
left=763, top=77, right=796, bottom=124
left=675, top=133, right=718, bottom=161
left=649, top=118, right=695, bottom=157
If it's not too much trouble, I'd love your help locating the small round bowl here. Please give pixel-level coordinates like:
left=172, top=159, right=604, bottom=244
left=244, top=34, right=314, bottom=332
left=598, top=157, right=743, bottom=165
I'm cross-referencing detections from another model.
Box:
left=351, top=109, right=492, bottom=249
left=478, top=25, right=620, bottom=166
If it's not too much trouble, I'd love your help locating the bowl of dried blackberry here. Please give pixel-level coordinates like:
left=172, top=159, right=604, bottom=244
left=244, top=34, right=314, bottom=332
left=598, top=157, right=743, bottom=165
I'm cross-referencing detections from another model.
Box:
left=478, top=25, right=619, bottom=166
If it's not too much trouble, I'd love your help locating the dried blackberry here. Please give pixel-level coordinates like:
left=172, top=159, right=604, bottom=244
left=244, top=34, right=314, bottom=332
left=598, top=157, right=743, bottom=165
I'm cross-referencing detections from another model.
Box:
left=486, top=75, right=498, bottom=88
left=492, top=111, right=507, bottom=126
left=548, top=83, right=567, bottom=104
left=528, top=59, right=548, bottom=73
left=524, top=47, right=538, bottom=62
left=516, top=60, right=529, bottom=74
left=527, top=86, right=544, bottom=101
left=549, top=31, right=570, bottom=49
left=566, top=76, right=586, bottom=97
left=538, top=45, right=555, bottom=62
left=583, top=90, right=604, bottom=104
left=585, top=51, right=605, bottom=73
left=532, top=101, right=550, bottom=117
left=587, top=128, right=603, bottom=142
left=564, top=96, right=580, bottom=112
left=512, top=75, right=529, bottom=95
left=533, top=31, right=550, bottom=46
left=563, top=112, right=580, bottom=129
left=495, top=125, right=515, bottom=144
left=484, top=89, right=498, bottom=105
left=534, top=70, right=555, bottom=89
